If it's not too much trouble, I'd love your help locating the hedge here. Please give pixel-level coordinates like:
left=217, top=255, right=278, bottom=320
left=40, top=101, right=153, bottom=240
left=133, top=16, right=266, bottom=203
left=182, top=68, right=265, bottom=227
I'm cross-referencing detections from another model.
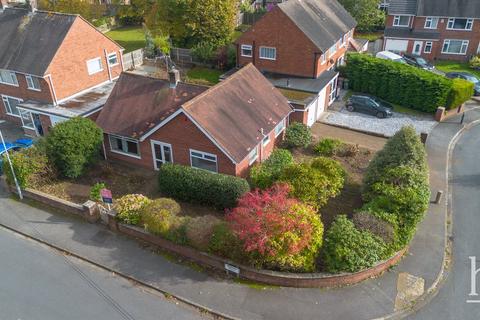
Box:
left=346, top=53, right=473, bottom=112
left=249, top=148, right=294, bottom=189
left=158, top=164, right=250, bottom=210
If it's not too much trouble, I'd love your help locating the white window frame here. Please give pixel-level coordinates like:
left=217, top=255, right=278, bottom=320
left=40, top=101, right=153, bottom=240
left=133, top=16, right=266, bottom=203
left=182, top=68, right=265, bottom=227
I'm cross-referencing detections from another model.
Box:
left=328, top=43, right=337, bottom=58
left=241, top=44, right=253, bottom=57
left=107, top=52, right=119, bottom=66
left=320, top=53, right=326, bottom=65
left=25, top=75, right=41, bottom=91
left=274, top=118, right=286, bottom=137
left=424, top=17, right=439, bottom=29
left=442, top=39, right=469, bottom=55
left=189, top=149, right=218, bottom=173
left=259, top=46, right=276, bottom=60
left=86, top=57, right=103, bottom=75
left=262, top=134, right=271, bottom=147
left=18, top=108, right=36, bottom=130
left=393, top=15, right=411, bottom=27
left=424, top=41, right=433, bottom=53
left=150, top=140, right=173, bottom=170
left=248, top=146, right=258, bottom=165
left=50, top=115, right=68, bottom=127
left=447, top=18, right=474, bottom=31
left=109, top=134, right=141, bottom=159
left=0, top=70, right=18, bottom=86
left=1, top=95, right=23, bottom=117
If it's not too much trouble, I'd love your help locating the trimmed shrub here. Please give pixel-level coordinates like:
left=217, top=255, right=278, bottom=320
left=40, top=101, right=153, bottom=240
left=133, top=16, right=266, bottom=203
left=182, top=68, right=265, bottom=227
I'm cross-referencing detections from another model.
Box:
left=353, top=211, right=396, bottom=244
left=323, top=215, right=387, bottom=273
left=446, top=78, right=474, bottom=109
left=249, top=148, right=294, bottom=189
left=45, top=117, right=103, bottom=178
left=284, top=123, right=312, bottom=148
left=470, top=55, right=480, bottom=69
left=185, top=215, right=222, bottom=250
left=115, top=194, right=151, bottom=225
left=208, top=222, right=245, bottom=260
left=158, top=164, right=250, bottom=210
left=227, top=184, right=323, bottom=272
left=90, top=182, right=106, bottom=202
left=2, top=145, right=48, bottom=189
left=346, top=53, right=468, bottom=113
left=141, top=198, right=181, bottom=235
left=313, top=138, right=343, bottom=156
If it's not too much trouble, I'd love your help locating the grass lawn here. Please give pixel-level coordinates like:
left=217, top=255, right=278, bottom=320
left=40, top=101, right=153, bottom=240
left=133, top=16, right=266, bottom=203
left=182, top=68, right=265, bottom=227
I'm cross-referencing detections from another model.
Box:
left=354, top=32, right=383, bottom=42
left=106, top=26, right=146, bottom=53
left=186, top=67, right=222, bottom=86
left=435, top=60, right=480, bottom=78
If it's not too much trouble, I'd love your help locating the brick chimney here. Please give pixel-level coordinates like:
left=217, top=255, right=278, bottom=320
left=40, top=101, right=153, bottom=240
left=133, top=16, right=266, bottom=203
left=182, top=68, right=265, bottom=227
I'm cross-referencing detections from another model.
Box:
left=0, top=0, right=8, bottom=10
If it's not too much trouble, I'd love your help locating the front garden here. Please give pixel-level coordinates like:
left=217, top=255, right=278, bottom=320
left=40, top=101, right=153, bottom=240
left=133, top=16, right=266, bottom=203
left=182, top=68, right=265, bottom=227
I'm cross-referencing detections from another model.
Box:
left=2, top=118, right=430, bottom=276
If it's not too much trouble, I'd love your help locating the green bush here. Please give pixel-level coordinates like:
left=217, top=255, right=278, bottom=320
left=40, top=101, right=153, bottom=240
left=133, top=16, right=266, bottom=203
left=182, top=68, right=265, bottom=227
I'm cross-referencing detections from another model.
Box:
left=249, top=148, right=293, bottom=189
left=45, top=117, right=103, bottom=178
left=191, top=42, right=217, bottom=63
left=90, top=182, right=106, bottom=202
left=470, top=55, right=480, bottom=69
left=158, top=164, right=250, bottom=210
left=313, top=138, right=343, bottom=156
left=141, top=198, right=182, bottom=235
left=346, top=53, right=464, bottom=113
left=446, top=78, right=474, bottom=109
left=2, top=145, right=48, bottom=189
left=323, top=215, right=387, bottom=273
left=284, top=123, right=312, bottom=148
left=185, top=215, right=222, bottom=250
left=208, top=222, right=244, bottom=259
left=115, top=194, right=151, bottom=225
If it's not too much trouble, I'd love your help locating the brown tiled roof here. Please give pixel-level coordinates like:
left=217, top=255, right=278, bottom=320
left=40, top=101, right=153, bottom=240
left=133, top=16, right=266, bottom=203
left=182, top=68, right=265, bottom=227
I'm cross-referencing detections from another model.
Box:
left=96, top=72, right=207, bottom=139
left=183, top=64, right=293, bottom=163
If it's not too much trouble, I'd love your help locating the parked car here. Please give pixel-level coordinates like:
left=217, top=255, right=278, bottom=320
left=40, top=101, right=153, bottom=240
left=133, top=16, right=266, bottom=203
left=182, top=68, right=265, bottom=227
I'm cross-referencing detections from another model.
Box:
left=402, top=53, right=435, bottom=71
left=375, top=51, right=407, bottom=64
left=346, top=94, right=394, bottom=118
left=445, top=72, right=480, bottom=96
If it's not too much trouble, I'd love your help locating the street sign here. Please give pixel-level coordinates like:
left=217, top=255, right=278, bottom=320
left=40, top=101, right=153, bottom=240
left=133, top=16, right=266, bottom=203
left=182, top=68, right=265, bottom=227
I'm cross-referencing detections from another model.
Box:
left=100, top=189, right=113, bottom=204
left=224, top=263, right=240, bottom=277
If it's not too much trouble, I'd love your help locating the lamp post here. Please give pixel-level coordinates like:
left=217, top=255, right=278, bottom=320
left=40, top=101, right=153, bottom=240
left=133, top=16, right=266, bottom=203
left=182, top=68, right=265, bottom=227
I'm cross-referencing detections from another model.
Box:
left=0, top=129, right=23, bottom=199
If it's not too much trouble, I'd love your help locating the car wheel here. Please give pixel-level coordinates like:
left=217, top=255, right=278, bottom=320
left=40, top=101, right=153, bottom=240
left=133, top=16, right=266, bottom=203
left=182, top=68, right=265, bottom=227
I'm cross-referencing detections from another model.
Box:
left=347, top=105, right=355, bottom=112
left=376, top=112, right=386, bottom=119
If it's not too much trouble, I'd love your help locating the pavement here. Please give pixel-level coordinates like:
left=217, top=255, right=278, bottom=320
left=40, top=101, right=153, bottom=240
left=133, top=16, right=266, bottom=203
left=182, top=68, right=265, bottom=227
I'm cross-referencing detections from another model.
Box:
left=1, top=104, right=477, bottom=319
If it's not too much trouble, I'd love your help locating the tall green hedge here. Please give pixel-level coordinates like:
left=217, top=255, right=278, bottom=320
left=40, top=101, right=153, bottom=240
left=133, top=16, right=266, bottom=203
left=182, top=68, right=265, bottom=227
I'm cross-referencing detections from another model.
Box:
left=158, top=164, right=250, bottom=210
left=346, top=53, right=473, bottom=112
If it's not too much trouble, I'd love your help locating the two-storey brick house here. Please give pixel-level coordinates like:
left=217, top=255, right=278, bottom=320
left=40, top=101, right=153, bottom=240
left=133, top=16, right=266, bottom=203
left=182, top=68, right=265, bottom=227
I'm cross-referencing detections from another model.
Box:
left=235, top=0, right=356, bottom=126
left=384, top=0, right=480, bottom=61
left=0, top=7, right=123, bottom=136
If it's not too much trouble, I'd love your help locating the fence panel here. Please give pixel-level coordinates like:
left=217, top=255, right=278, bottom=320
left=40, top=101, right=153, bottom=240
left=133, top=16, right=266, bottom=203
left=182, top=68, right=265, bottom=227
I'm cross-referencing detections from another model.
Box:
left=122, top=48, right=144, bottom=70
left=170, top=47, right=194, bottom=66
left=242, top=12, right=265, bottom=25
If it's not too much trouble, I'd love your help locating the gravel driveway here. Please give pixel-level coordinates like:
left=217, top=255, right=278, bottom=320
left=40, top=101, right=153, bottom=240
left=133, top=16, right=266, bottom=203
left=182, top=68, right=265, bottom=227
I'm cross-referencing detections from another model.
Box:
left=321, top=105, right=437, bottom=137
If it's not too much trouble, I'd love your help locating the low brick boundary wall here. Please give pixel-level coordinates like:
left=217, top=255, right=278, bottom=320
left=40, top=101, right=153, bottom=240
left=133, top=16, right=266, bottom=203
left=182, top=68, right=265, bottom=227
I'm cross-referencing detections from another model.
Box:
left=435, top=105, right=464, bottom=122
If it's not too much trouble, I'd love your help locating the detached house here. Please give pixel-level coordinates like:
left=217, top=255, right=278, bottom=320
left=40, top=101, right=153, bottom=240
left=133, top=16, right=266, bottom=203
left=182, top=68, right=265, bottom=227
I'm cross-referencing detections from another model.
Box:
left=0, top=7, right=123, bottom=136
left=235, top=0, right=357, bottom=126
left=384, top=0, right=480, bottom=60
left=96, top=64, right=293, bottom=177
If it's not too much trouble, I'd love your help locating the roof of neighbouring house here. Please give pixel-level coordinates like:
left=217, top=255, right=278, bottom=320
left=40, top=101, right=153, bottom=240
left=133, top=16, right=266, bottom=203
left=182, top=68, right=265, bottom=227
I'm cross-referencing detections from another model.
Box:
left=266, top=68, right=338, bottom=94
left=388, top=0, right=417, bottom=15
left=278, top=0, right=357, bottom=52
left=0, top=8, right=78, bottom=76
left=388, top=0, right=480, bottom=17
left=384, top=27, right=440, bottom=40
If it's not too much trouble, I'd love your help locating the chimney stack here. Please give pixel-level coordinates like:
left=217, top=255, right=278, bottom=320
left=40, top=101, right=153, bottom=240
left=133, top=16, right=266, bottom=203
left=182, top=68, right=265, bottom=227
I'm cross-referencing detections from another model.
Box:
left=0, top=0, right=8, bottom=10
left=168, top=68, right=180, bottom=89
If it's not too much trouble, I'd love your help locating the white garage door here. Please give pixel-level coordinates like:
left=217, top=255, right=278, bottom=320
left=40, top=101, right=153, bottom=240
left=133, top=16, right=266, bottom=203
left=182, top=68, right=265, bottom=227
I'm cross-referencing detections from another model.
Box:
left=385, top=39, right=409, bottom=54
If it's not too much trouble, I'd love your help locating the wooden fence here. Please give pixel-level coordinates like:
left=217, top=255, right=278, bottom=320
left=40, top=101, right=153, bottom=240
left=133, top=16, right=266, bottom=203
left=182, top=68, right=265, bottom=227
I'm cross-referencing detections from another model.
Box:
left=170, top=47, right=194, bottom=66
left=242, top=12, right=265, bottom=25
left=122, top=48, right=144, bottom=70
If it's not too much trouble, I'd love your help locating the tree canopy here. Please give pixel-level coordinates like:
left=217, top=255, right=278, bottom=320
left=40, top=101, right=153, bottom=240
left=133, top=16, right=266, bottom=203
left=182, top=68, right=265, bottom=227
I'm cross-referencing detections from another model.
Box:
left=338, top=0, right=385, bottom=32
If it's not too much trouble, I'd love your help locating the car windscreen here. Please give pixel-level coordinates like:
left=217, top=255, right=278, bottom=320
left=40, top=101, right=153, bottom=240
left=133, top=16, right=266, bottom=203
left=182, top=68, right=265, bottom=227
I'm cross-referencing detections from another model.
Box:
left=464, top=75, right=480, bottom=84
left=415, top=57, right=429, bottom=66
left=395, top=58, right=407, bottom=64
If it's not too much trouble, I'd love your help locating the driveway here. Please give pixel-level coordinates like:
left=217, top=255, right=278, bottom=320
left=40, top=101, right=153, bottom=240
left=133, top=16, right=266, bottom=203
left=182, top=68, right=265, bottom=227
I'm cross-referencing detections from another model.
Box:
left=321, top=101, right=437, bottom=137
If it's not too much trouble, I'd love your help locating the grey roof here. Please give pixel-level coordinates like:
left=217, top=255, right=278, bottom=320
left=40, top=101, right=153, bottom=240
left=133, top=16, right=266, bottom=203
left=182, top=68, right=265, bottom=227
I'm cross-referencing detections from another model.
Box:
left=266, top=69, right=338, bottom=94
left=0, top=8, right=76, bottom=76
left=384, top=27, right=440, bottom=40
left=416, top=0, right=480, bottom=18
left=279, top=0, right=357, bottom=52
left=388, top=0, right=417, bottom=15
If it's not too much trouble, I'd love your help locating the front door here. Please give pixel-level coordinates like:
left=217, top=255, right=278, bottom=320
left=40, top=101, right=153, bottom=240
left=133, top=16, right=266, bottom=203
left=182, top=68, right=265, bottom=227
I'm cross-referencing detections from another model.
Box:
left=151, top=141, right=173, bottom=170
left=413, top=41, right=423, bottom=55
left=328, top=77, right=338, bottom=105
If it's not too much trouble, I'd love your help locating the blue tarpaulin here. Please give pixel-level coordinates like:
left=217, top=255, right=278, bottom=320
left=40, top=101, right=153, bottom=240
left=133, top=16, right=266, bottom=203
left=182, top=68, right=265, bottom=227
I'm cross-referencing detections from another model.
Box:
left=0, top=143, right=15, bottom=154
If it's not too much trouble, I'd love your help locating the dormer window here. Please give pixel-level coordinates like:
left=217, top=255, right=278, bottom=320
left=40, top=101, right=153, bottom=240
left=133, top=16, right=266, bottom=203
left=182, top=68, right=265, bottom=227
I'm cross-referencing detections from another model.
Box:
left=393, top=15, right=411, bottom=27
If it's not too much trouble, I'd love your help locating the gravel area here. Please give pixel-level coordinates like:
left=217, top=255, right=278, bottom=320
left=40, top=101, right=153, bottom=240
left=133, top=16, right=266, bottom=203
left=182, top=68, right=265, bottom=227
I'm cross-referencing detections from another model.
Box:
left=321, top=106, right=437, bottom=137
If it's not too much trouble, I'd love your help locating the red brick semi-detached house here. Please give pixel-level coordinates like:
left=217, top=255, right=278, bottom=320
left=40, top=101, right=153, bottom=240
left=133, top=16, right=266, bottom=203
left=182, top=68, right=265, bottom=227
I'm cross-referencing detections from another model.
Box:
left=96, top=64, right=293, bottom=177
left=0, top=7, right=123, bottom=137
left=235, top=0, right=357, bottom=127
left=384, top=0, right=480, bottom=61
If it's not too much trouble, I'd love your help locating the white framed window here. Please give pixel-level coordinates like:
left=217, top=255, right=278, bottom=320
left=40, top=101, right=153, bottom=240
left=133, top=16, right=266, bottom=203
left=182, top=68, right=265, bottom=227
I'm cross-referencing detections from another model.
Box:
left=241, top=44, right=253, bottom=57
left=109, top=135, right=141, bottom=158
left=86, top=57, right=103, bottom=75
left=259, top=46, right=276, bottom=60
left=190, top=149, right=217, bottom=173
left=442, top=40, right=469, bottom=55
left=25, top=75, right=41, bottom=91
left=107, top=52, right=118, bottom=66
left=393, top=15, right=411, bottom=27
left=424, top=17, right=439, bottom=29
left=151, top=140, right=173, bottom=170
left=447, top=18, right=474, bottom=30
left=262, top=134, right=271, bottom=147
left=19, top=109, right=35, bottom=130
left=0, top=70, right=18, bottom=86
left=424, top=41, right=433, bottom=53
left=274, top=119, right=286, bottom=137
left=328, top=43, right=337, bottom=57
left=1, top=95, right=22, bottom=117
left=248, top=146, right=258, bottom=165
left=320, top=54, right=326, bottom=64
left=50, top=116, right=68, bottom=126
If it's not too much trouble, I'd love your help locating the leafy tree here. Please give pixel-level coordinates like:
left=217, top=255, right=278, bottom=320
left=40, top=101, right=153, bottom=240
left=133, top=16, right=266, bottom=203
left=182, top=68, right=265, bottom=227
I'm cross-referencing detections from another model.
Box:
left=226, top=184, right=323, bottom=272
left=39, top=0, right=104, bottom=21
left=284, top=123, right=312, bottom=149
left=45, top=117, right=103, bottom=179
left=338, top=0, right=385, bottom=32
left=2, top=146, right=48, bottom=189
left=249, top=148, right=294, bottom=189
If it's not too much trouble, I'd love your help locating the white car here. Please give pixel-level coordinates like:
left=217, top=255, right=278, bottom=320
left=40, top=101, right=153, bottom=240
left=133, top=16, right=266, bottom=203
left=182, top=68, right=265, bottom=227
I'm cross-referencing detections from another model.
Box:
left=375, top=51, right=407, bottom=64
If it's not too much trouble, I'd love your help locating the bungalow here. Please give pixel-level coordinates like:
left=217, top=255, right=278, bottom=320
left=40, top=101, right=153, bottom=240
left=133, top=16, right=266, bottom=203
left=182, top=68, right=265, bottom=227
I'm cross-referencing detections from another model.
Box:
left=96, top=64, right=293, bottom=177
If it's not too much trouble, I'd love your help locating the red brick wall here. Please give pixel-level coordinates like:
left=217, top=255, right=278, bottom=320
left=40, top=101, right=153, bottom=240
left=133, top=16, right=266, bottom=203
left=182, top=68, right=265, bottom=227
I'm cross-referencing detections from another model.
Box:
left=47, top=17, right=122, bottom=101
